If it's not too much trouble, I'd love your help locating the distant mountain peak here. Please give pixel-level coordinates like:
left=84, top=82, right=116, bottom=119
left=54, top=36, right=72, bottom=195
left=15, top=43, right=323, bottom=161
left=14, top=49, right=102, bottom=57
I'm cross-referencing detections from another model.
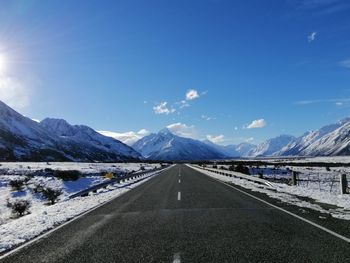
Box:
left=0, top=100, right=141, bottom=161
left=158, top=127, right=173, bottom=135
left=132, top=128, right=226, bottom=161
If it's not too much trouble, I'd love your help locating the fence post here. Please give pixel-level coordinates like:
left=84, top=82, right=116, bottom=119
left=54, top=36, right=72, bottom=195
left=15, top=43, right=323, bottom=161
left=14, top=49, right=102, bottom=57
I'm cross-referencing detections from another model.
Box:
left=292, top=171, right=297, bottom=186
left=340, top=174, right=348, bottom=194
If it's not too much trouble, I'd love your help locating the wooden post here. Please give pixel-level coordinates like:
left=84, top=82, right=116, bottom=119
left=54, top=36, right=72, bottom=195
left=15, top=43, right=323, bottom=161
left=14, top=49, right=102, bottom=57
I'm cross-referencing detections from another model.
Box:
left=340, top=174, right=348, bottom=194
left=292, top=171, right=297, bottom=186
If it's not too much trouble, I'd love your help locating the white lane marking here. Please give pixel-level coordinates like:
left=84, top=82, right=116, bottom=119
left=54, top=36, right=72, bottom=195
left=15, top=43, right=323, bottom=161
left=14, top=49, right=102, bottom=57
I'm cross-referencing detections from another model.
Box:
left=179, top=173, right=181, bottom=177
left=178, top=179, right=181, bottom=184
left=173, top=252, right=181, bottom=263
left=178, top=191, right=181, bottom=201
left=196, top=168, right=350, bottom=243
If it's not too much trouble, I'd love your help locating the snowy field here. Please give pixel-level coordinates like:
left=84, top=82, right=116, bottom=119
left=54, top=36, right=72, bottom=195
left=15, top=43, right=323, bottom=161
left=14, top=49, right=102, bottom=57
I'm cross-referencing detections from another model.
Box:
left=245, top=156, right=350, bottom=164
left=192, top=163, right=350, bottom=220
left=0, top=162, right=166, bottom=253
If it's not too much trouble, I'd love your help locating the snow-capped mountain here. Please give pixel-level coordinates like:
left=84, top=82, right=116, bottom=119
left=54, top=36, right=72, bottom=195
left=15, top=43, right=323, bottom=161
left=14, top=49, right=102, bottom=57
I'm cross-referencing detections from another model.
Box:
left=247, top=135, right=296, bottom=157
left=235, top=142, right=256, bottom=157
left=203, top=140, right=255, bottom=157
left=0, top=100, right=140, bottom=161
left=40, top=118, right=141, bottom=161
left=277, top=121, right=345, bottom=156
left=288, top=118, right=350, bottom=156
left=132, top=128, right=227, bottom=160
left=0, top=101, right=68, bottom=161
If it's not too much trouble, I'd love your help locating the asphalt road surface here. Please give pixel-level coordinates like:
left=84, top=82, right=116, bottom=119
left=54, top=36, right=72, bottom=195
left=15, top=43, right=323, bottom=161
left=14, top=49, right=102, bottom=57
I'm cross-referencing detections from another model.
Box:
left=1, top=164, right=350, bottom=263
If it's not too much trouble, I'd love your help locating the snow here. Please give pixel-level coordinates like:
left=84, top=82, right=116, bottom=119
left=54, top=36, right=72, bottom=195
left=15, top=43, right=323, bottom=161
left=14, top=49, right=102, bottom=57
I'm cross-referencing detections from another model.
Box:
left=189, top=165, right=350, bottom=221
left=133, top=129, right=225, bottom=160
left=0, top=164, right=169, bottom=253
left=248, top=135, right=295, bottom=157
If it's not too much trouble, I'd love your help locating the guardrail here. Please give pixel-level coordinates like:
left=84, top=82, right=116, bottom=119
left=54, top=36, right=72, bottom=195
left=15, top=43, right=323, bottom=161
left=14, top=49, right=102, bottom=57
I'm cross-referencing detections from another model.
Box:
left=190, top=165, right=276, bottom=188
left=69, top=166, right=169, bottom=199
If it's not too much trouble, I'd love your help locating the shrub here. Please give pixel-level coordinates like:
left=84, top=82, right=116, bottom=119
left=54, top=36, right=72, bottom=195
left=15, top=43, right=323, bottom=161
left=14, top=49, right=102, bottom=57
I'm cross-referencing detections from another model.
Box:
left=54, top=170, right=81, bottom=181
left=10, top=199, right=31, bottom=217
left=9, top=179, right=25, bottom=191
left=140, top=165, right=145, bottom=171
left=228, top=165, right=235, bottom=171
left=44, top=168, right=53, bottom=173
left=33, top=184, right=44, bottom=193
left=234, top=164, right=250, bottom=175
left=42, top=187, right=62, bottom=205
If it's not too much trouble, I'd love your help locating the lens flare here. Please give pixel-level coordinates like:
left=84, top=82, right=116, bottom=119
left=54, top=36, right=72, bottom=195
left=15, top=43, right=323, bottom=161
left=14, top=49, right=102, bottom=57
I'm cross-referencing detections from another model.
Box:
left=0, top=53, right=7, bottom=74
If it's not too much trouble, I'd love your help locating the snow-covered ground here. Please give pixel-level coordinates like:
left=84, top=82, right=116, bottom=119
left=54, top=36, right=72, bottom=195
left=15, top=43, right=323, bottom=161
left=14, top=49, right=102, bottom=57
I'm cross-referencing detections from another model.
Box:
left=0, top=162, right=166, bottom=253
left=247, top=156, right=350, bottom=163
left=0, top=162, right=160, bottom=175
left=216, top=163, right=349, bottom=195
left=190, top=165, right=350, bottom=221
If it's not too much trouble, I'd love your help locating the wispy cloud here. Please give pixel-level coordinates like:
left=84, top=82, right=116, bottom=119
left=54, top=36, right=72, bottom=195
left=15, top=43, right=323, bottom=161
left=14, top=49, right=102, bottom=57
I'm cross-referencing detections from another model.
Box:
left=201, top=114, right=216, bottom=121
left=296, top=98, right=350, bottom=105
left=246, top=119, right=266, bottom=129
left=308, top=31, right=317, bottom=42
left=98, top=129, right=150, bottom=145
left=186, top=89, right=199, bottom=100
left=206, top=134, right=225, bottom=143
left=153, top=102, right=175, bottom=115
left=167, top=122, right=196, bottom=138
left=339, top=59, right=350, bottom=69
left=288, top=0, right=349, bottom=15
left=245, top=137, right=254, bottom=142
left=177, top=100, right=190, bottom=109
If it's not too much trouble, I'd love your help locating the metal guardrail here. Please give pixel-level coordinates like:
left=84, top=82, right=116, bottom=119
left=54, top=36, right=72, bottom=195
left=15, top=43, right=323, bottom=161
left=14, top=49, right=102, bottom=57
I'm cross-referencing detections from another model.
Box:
left=69, top=166, right=169, bottom=199
left=191, top=165, right=276, bottom=187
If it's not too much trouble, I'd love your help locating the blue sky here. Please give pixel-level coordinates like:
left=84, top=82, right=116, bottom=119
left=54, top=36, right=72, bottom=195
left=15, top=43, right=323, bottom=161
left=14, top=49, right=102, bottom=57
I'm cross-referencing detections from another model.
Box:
left=0, top=0, right=350, bottom=145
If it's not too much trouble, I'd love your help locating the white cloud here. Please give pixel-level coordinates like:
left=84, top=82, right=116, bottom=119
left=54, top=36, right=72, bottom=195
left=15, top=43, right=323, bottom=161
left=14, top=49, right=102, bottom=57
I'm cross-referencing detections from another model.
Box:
left=308, top=31, right=317, bottom=42
left=246, top=119, right=266, bottom=129
left=166, top=122, right=196, bottom=138
left=245, top=137, right=254, bottom=142
left=186, top=89, right=199, bottom=100
left=98, top=129, right=150, bottom=145
left=339, top=59, right=350, bottom=69
left=335, top=102, right=343, bottom=106
left=179, top=100, right=190, bottom=108
left=0, top=76, right=30, bottom=110
left=201, top=115, right=215, bottom=121
left=234, top=126, right=238, bottom=130
left=206, top=134, right=225, bottom=144
left=296, top=98, right=350, bottom=105
left=153, top=102, right=175, bottom=115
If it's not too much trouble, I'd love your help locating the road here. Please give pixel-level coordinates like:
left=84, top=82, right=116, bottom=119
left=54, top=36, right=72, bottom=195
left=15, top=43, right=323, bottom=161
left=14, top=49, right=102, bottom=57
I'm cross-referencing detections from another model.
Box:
left=1, top=164, right=350, bottom=262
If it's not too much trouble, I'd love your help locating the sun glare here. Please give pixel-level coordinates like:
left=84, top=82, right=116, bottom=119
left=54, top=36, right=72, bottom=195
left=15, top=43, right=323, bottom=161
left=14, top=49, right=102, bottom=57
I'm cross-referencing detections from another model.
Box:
left=0, top=53, right=7, bottom=74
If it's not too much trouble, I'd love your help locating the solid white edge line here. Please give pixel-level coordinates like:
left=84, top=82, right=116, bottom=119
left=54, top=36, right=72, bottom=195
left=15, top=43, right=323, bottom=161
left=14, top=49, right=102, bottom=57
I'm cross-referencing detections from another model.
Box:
left=187, top=165, right=350, bottom=243
left=0, top=165, right=175, bottom=260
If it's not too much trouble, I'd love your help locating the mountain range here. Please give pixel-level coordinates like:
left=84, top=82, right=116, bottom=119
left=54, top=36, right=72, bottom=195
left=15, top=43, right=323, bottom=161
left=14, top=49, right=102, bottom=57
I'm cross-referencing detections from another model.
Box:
left=0, top=101, right=140, bottom=161
left=132, top=128, right=227, bottom=161
left=2, top=100, right=350, bottom=161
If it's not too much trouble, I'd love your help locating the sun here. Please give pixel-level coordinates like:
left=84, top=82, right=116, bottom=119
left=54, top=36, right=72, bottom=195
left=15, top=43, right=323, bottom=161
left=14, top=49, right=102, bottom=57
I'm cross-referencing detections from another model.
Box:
left=0, top=53, right=7, bottom=74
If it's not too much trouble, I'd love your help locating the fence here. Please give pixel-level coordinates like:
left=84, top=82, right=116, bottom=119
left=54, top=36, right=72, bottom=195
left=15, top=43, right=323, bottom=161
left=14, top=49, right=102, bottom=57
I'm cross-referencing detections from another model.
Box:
left=69, top=165, right=169, bottom=199
left=200, top=164, right=349, bottom=195
left=191, top=165, right=275, bottom=187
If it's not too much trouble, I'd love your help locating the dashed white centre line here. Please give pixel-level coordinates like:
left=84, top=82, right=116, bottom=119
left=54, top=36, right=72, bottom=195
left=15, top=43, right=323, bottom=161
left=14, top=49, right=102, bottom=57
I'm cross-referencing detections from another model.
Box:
left=173, top=252, right=181, bottom=263
left=177, top=191, right=181, bottom=201
left=178, top=179, right=181, bottom=183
